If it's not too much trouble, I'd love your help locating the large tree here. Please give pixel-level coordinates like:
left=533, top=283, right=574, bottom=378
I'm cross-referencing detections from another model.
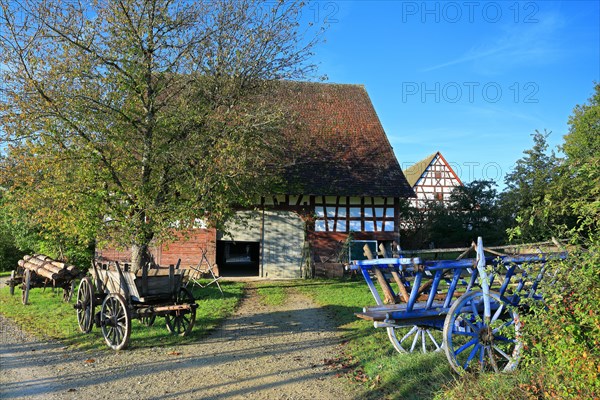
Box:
left=499, top=130, right=563, bottom=242
left=0, top=0, right=323, bottom=270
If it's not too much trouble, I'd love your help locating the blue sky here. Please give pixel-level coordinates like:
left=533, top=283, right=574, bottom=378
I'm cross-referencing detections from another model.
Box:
left=309, top=0, right=600, bottom=188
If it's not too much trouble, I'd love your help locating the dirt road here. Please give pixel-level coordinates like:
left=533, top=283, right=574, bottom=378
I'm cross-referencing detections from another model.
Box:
left=0, top=286, right=363, bottom=400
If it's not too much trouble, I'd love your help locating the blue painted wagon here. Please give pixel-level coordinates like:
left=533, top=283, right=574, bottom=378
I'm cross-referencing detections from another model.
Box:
left=349, top=237, right=567, bottom=373
left=74, top=260, right=197, bottom=350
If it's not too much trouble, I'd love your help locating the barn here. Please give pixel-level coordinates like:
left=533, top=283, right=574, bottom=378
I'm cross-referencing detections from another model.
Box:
left=98, top=82, right=415, bottom=278
left=403, top=151, right=463, bottom=209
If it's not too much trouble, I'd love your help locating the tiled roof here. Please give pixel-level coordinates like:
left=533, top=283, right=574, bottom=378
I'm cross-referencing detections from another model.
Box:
left=403, top=152, right=438, bottom=187
left=274, top=81, right=414, bottom=198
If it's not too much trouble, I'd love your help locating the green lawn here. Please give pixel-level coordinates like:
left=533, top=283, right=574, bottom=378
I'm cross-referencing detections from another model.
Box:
left=0, top=279, right=244, bottom=351
left=255, top=282, right=288, bottom=306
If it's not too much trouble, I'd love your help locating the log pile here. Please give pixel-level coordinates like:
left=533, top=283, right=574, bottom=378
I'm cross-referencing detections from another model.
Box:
left=17, top=254, right=80, bottom=281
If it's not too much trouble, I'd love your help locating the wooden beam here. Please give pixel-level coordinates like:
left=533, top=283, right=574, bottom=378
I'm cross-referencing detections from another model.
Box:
left=363, top=244, right=396, bottom=304
left=379, top=243, right=409, bottom=303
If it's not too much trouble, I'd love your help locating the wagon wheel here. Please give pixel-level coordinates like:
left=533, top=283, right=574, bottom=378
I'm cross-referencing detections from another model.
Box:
left=165, top=287, right=196, bottom=336
left=9, top=270, right=16, bottom=296
left=63, top=280, right=76, bottom=302
left=76, top=277, right=95, bottom=333
left=100, top=293, right=131, bottom=351
left=140, top=315, right=156, bottom=327
left=22, top=269, right=31, bottom=305
left=387, top=325, right=443, bottom=354
left=443, top=291, right=522, bottom=373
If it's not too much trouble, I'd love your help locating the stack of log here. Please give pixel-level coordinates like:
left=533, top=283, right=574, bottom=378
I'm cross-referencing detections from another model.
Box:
left=17, top=254, right=80, bottom=281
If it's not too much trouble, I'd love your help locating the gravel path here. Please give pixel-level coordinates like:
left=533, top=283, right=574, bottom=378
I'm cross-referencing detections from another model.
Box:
left=0, top=285, right=363, bottom=400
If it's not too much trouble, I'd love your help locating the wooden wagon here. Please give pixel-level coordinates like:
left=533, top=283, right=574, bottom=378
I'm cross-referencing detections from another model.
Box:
left=348, top=237, right=567, bottom=373
left=7, top=255, right=83, bottom=305
left=74, top=260, right=197, bottom=350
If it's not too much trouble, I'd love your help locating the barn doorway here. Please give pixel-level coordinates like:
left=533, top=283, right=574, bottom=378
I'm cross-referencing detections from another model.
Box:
left=216, top=241, right=260, bottom=277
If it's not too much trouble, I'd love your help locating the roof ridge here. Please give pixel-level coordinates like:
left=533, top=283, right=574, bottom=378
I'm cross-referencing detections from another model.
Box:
left=403, top=152, right=440, bottom=187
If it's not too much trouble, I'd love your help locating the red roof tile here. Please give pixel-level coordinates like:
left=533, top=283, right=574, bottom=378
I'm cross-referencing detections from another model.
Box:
left=274, top=81, right=414, bottom=198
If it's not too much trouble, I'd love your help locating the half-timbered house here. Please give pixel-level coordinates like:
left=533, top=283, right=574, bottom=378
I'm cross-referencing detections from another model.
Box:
left=403, top=151, right=463, bottom=209
left=98, top=82, right=415, bottom=278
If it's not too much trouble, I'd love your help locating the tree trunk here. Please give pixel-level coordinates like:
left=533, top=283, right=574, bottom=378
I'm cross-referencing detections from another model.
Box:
left=131, top=243, right=151, bottom=275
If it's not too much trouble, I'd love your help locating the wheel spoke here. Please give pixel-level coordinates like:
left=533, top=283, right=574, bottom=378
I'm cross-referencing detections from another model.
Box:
left=494, top=335, right=515, bottom=343
left=463, top=343, right=480, bottom=369
left=452, top=330, right=477, bottom=337
left=492, top=319, right=514, bottom=334
left=479, top=344, right=485, bottom=367
left=454, top=338, right=478, bottom=356
left=426, top=330, right=441, bottom=350
left=400, top=326, right=418, bottom=343
left=462, top=316, right=478, bottom=332
left=487, top=346, right=499, bottom=372
left=410, top=328, right=419, bottom=352
left=493, top=345, right=512, bottom=361
left=491, top=303, right=504, bottom=323
left=469, top=300, right=479, bottom=319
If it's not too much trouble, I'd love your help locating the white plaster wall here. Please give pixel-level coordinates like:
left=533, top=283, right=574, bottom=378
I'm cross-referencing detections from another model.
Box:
left=263, top=210, right=305, bottom=279
left=218, top=210, right=262, bottom=242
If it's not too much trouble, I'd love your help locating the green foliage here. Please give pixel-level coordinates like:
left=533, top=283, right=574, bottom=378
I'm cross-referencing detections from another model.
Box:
left=442, top=83, right=600, bottom=399
left=519, top=247, right=600, bottom=398
left=0, top=0, right=323, bottom=272
left=501, top=130, right=564, bottom=242
left=400, top=180, right=507, bottom=248
left=0, top=194, right=27, bottom=271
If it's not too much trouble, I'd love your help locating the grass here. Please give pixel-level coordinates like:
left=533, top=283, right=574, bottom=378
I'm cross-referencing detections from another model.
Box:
left=294, top=278, right=552, bottom=399
left=293, top=278, right=456, bottom=400
left=0, top=279, right=245, bottom=351
left=0, top=270, right=12, bottom=277
left=255, top=282, right=288, bottom=306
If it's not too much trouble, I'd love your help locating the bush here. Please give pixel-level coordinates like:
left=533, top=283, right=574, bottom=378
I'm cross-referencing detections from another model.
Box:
left=0, top=224, right=26, bottom=272
left=519, top=245, right=600, bottom=398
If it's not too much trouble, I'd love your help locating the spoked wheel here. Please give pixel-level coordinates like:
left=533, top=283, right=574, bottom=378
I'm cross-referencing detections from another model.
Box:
left=387, top=325, right=443, bottom=354
left=140, top=315, right=156, bottom=327
left=165, top=287, right=196, bottom=336
left=76, top=277, right=95, bottom=333
left=63, top=280, right=76, bottom=302
left=443, top=291, right=522, bottom=373
left=100, top=293, right=131, bottom=351
left=22, top=269, right=31, bottom=305
left=9, top=270, right=16, bottom=296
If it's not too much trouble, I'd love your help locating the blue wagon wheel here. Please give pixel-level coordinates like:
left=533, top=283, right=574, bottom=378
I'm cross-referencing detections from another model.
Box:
left=100, top=293, right=131, bottom=350
left=443, top=291, right=522, bottom=373
left=387, top=325, right=443, bottom=353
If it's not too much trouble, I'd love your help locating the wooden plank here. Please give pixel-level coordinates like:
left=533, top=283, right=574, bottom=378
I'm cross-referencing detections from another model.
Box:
left=355, top=312, right=387, bottom=322
left=153, top=304, right=194, bottom=312
left=363, top=244, right=396, bottom=304
left=379, top=244, right=409, bottom=303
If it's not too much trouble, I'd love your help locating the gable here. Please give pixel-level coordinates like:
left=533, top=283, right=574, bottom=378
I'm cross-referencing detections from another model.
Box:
left=404, top=152, right=462, bottom=203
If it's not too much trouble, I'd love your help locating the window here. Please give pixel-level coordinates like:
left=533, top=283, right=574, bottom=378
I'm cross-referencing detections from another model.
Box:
left=314, top=198, right=396, bottom=233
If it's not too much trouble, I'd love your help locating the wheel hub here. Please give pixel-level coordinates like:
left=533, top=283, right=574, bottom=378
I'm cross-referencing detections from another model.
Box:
left=478, top=326, right=494, bottom=345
